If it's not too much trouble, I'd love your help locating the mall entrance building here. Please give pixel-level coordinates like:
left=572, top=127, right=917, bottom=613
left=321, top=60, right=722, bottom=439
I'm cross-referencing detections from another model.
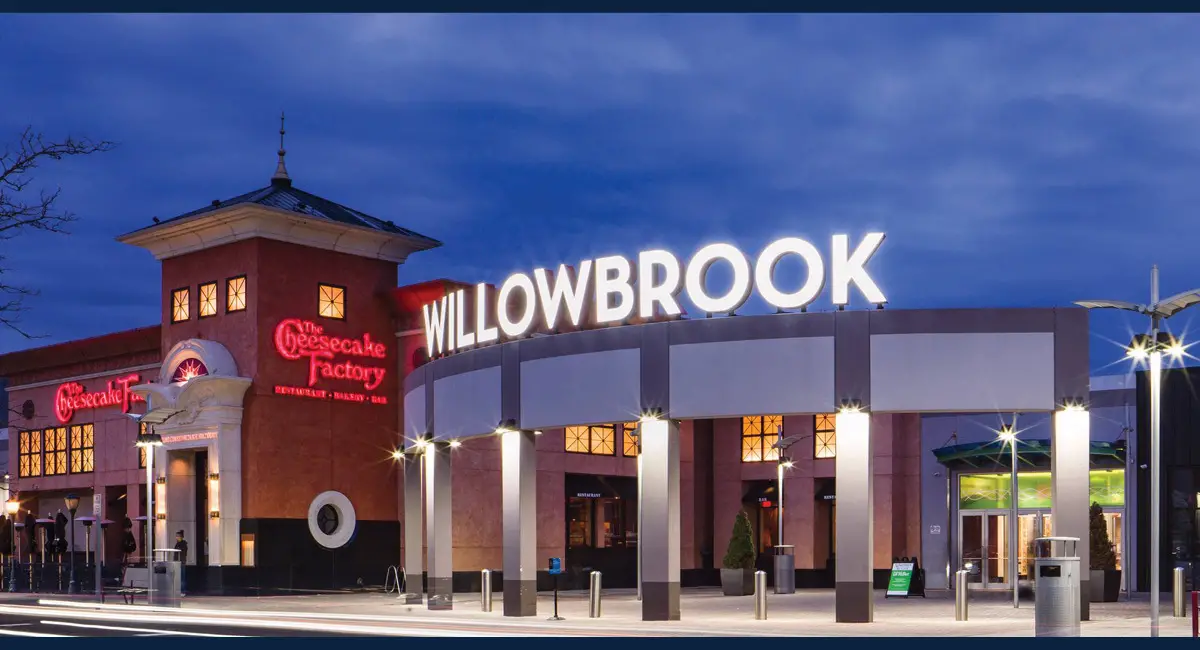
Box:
left=403, top=302, right=1099, bottom=622
left=0, top=142, right=1118, bottom=626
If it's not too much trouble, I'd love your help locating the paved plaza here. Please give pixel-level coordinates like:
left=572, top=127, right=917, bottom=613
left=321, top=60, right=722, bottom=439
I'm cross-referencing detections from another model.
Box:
left=161, top=588, right=1192, bottom=637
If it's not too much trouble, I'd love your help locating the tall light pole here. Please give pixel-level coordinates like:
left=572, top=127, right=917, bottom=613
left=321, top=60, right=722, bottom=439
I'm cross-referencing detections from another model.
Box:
left=6, top=493, right=19, bottom=593
left=64, top=494, right=79, bottom=594
left=1077, top=265, right=1200, bottom=637
left=999, top=422, right=1019, bottom=609
left=135, top=427, right=163, bottom=605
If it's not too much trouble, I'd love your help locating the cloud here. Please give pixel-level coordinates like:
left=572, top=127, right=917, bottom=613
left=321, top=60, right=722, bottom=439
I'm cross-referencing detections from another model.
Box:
left=2, top=14, right=1199, bottom=367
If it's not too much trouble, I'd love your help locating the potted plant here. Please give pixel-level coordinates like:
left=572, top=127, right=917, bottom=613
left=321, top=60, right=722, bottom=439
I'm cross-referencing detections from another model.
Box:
left=1088, top=501, right=1121, bottom=602
left=721, top=510, right=756, bottom=596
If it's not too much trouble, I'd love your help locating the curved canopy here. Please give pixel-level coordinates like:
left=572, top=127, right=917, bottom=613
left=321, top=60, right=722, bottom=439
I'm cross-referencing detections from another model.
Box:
left=933, top=438, right=1125, bottom=472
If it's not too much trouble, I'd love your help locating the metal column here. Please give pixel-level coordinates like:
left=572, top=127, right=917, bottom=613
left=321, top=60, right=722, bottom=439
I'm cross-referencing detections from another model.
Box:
left=502, top=429, right=537, bottom=617
left=402, top=450, right=424, bottom=604
left=639, top=417, right=680, bottom=621
left=424, top=441, right=453, bottom=610
left=835, top=409, right=873, bottom=623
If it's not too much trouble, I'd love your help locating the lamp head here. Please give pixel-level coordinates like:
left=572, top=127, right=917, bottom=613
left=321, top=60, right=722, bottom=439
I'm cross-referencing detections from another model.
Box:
left=135, top=430, right=163, bottom=448
left=1126, top=333, right=1152, bottom=360
left=998, top=425, right=1016, bottom=443
left=495, top=419, right=517, bottom=435
left=64, top=493, right=80, bottom=513
left=5, top=496, right=19, bottom=516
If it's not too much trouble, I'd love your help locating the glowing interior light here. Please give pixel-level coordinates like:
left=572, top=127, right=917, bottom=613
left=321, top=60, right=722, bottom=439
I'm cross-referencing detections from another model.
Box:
left=449, top=439, right=462, bottom=449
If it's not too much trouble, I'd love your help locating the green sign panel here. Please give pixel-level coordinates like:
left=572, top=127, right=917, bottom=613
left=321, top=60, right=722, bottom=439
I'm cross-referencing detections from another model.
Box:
left=886, top=562, right=914, bottom=597
left=959, top=469, right=1124, bottom=510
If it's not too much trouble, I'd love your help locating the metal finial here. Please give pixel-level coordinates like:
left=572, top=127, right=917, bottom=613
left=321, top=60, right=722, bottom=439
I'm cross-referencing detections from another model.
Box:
left=272, top=111, right=291, bottom=186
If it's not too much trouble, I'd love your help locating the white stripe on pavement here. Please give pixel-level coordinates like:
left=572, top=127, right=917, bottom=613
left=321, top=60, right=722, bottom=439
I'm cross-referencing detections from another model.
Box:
left=0, top=629, right=70, bottom=637
left=42, top=620, right=240, bottom=637
left=0, top=604, right=561, bottom=637
left=34, top=598, right=648, bottom=634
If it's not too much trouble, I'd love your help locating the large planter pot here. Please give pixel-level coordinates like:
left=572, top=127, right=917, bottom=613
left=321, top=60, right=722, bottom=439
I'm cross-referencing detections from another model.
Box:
left=720, top=568, right=754, bottom=596
left=1089, top=569, right=1122, bottom=602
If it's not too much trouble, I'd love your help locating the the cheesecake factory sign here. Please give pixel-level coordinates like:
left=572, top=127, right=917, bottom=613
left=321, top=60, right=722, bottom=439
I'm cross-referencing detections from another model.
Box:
left=272, top=318, right=389, bottom=405
left=54, top=373, right=146, bottom=423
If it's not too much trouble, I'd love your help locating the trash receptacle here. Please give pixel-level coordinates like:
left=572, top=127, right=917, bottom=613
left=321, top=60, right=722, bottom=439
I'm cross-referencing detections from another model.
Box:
left=150, top=548, right=182, bottom=608
left=773, top=545, right=795, bottom=594
left=1033, top=536, right=1080, bottom=637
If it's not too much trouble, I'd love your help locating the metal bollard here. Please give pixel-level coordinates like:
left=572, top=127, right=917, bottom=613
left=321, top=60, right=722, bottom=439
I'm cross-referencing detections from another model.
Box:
left=1176, top=567, right=1186, bottom=618
left=754, top=570, right=768, bottom=620
left=955, top=570, right=969, bottom=621
left=589, top=571, right=602, bottom=618
left=481, top=569, right=493, bottom=612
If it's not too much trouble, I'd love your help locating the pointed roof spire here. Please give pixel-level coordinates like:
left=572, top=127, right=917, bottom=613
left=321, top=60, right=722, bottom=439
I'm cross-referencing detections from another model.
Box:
left=271, top=111, right=292, bottom=187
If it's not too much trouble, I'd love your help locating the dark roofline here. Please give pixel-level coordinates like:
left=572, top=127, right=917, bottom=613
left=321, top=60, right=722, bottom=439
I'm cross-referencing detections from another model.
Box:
left=121, top=183, right=442, bottom=249
left=0, top=325, right=161, bottom=380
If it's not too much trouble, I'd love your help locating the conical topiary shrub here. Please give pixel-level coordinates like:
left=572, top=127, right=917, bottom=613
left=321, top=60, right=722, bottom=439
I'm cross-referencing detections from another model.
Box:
left=723, top=510, right=756, bottom=570
left=1089, top=501, right=1121, bottom=603
left=1090, top=502, right=1117, bottom=570
left=720, top=509, right=758, bottom=595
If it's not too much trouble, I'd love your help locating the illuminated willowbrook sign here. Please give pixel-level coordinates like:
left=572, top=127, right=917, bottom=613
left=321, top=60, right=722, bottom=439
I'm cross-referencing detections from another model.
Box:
left=423, top=233, right=886, bottom=357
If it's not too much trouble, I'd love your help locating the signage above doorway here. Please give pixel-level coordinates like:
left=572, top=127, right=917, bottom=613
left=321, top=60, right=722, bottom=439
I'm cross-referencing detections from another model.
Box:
left=272, top=318, right=389, bottom=405
left=422, top=233, right=888, bottom=358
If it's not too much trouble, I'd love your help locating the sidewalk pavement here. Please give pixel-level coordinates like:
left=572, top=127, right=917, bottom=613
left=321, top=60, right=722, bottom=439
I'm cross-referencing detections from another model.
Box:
left=164, top=588, right=1194, bottom=637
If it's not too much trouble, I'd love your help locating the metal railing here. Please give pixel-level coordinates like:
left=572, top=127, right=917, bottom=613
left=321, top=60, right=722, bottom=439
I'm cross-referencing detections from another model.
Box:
left=384, top=565, right=404, bottom=595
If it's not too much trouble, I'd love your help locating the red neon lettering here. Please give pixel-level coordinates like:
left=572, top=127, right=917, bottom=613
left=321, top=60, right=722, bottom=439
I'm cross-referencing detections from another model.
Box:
left=273, top=318, right=388, bottom=392
left=54, top=373, right=145, bottom=424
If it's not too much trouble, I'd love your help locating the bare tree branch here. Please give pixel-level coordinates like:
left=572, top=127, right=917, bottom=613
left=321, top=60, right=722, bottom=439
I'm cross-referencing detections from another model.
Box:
left=0, top=127, right=116, bottom=338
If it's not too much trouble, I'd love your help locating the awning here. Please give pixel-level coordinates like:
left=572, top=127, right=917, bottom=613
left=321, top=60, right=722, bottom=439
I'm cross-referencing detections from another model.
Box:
left=565, top=474, right=635, bottom=500
left=743, top=480, right=778, bottom=506
left=815, top=478, right=836, bottom=501
left=933, top=438, right=1125, bottom=472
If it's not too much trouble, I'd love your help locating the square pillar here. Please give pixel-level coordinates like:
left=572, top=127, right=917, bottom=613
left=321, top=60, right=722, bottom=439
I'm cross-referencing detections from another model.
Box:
left=403, top=451, right=424, bottom=604
left=835, top=409, right=873, bottom=623
left=425, top=441, right=453, bottom=610
left=502, top=429, right=538, bottom=616
left=1052, top=406, right=1090, bottom=621
left=640, top=417, right=680, bottom=621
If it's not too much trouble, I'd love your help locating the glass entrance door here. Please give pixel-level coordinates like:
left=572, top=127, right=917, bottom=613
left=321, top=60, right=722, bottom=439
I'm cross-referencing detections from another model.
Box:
left=961, top=513, right=984, bottom=585
left=987, top=513, right=1010, bottom=589
left=960, top=511, right=1025, bottom=589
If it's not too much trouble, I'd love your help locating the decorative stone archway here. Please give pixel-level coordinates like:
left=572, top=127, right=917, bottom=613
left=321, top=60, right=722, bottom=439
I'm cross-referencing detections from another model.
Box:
left=132, top=339, right=251, bottom=569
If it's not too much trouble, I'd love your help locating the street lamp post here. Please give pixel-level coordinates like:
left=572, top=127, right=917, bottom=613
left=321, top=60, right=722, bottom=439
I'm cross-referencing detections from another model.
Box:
left=135, top=427, right=164, bottom=606
left=999, top=423, right=1019, bottom=609
left=6, top=494, right=19, bottom=593
left=1077, top=265, right=1200, bottom=637
left=65, top=494, right=79, bottom=594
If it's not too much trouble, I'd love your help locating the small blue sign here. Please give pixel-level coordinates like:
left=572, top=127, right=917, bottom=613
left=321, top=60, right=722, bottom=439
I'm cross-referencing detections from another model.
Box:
left=548, top=557, right=563, bottom=575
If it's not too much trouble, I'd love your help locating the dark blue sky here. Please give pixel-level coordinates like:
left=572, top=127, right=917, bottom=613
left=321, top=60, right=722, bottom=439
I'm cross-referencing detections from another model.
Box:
left=2, top=14, right=1197, bottom=373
